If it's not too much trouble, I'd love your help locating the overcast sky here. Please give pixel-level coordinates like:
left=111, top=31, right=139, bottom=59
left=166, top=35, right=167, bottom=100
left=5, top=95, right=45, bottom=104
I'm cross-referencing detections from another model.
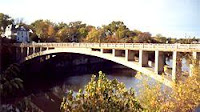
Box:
left=0, top=0, right=200, bottom=38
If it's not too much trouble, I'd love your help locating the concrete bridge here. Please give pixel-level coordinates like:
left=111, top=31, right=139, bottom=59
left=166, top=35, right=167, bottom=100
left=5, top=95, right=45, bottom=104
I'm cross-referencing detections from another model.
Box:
left=13, top=43, right=200, bottom=88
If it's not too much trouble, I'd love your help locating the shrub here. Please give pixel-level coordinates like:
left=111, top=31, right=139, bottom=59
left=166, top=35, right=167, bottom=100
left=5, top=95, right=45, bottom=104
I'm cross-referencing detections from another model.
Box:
left=60, top=71, right=143, bottom=112
left=138, top=59, right=200, bottom=112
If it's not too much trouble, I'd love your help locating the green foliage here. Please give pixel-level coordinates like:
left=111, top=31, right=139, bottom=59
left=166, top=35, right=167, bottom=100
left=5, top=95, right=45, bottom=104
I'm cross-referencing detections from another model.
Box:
left=31, top=19, right=56, bottom=41
left=0, top=63, right=23, bottom=98
left=56, top=21, right=91, bottom=42
left=84, top=28, right=101, bottom=42
left=2, top=13, right=194, bottom=44
left=60, top=71, right=143, bottom=112
left=0, top=13, right=14, bottom=34
left=153, top=34, right=167, bottom=43
left=177, top=37, right=198, bottom=44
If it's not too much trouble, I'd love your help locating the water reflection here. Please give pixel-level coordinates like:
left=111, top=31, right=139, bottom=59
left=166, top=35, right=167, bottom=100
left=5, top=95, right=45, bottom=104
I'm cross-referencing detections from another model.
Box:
left=51, top=69, right=160, bottom=97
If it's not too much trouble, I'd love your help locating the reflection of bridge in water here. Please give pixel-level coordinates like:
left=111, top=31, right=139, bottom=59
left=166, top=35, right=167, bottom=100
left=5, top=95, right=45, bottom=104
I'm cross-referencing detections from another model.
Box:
left=13, top=43, right=200, bottom=88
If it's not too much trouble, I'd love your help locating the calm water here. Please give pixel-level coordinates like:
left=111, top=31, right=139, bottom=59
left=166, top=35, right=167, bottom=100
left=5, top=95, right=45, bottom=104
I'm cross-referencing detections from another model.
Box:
left=52, top=68, right=156, bottom=95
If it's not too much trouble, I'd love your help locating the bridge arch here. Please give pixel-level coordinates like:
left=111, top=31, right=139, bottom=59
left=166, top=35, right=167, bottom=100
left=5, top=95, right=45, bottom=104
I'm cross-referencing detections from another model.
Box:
left=23, top=47, right=173, bottom=88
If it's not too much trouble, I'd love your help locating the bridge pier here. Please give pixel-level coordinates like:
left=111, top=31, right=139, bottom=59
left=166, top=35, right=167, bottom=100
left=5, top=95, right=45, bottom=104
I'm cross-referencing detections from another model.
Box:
left=27, top=47, right=29, bottom=56
left=33, top=47, right=35, bottom=54
left=189, top=52, right=200, bottom=76
left=39, top=47, right=41, bottom=52
left=172, top=51, right=179, bottom=82
left=125, top=50, right=135, bottom=61
left=29, top=47, right=34, bottom=55
left=139, top=50, right=148, bottom=67
left=155, top=50, right=164, bottom=74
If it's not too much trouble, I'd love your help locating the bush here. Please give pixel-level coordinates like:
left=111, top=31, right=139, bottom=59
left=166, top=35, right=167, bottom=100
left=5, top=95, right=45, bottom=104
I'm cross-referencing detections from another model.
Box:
left=0, top=63, right=23, bottom=98
left=138, top=59, right=200, bottom=112
left=60, top=71, right=143, bottom=112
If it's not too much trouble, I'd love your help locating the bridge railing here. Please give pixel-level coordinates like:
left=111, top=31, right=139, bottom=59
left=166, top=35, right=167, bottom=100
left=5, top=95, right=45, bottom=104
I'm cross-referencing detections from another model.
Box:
left=12, top=43, right=200, bottom=51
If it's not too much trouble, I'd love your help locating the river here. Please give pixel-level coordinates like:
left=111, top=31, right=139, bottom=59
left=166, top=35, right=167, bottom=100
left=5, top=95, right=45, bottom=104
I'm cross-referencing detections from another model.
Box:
left=11, top=54, right=191, bottom=111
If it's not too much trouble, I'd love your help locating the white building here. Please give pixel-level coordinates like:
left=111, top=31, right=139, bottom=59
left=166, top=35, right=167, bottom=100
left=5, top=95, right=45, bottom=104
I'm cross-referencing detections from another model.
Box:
left=4, top=24, right=30, bottom=43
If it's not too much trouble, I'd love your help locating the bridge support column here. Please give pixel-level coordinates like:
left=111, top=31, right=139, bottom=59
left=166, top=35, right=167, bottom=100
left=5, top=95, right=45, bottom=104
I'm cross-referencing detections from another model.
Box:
left=29, top=47, right=33, bottom=55
left=27, top=47, right=29, bottom=56
left=33, top=47, right=35, bottom=54
left=172, top=51, right=178, bottom=82
left=139, top=50, right=148, bottom=67
left=112, top=49, right=115, bottom=57
left=189, top=52, right=200, bottom=77
left=125, top=50, right=135, bottom=61
left=155, top=50, right=164, bottom=74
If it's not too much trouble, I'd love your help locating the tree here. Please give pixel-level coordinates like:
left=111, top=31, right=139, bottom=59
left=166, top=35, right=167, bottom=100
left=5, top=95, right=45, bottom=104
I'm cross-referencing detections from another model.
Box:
left=153, top=34, right=167, bottom=43
left=84, top=28, right=103, bottom=42
left=0, top=63, right=23, bottom=99
left=60, top=71, right=143, bottom=112
left=133, top=32, right=153, bottom=43
left=56, top=21, right=91, bottom=42
left=138, top=59, right=200, bottom=112
left=54, top=22, right=68, bottom=32
left=0, top=13, right=14, bottom=34
left=56, top=27, right=75, bottom=42
left=167, top=38, right=177, bottom=44
left=102, top=21, right=134, bottom=40
left=31, top=20, right=56, bottom=42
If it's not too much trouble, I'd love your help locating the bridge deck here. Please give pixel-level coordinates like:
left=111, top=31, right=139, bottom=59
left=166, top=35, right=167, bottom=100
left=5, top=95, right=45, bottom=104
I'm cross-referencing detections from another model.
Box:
left=12, top=43, right=200, bottom=52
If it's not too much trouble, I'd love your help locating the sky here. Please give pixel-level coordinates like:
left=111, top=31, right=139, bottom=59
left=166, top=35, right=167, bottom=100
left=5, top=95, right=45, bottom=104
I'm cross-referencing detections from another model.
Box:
left=0, top=0, right=200, bottom=38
